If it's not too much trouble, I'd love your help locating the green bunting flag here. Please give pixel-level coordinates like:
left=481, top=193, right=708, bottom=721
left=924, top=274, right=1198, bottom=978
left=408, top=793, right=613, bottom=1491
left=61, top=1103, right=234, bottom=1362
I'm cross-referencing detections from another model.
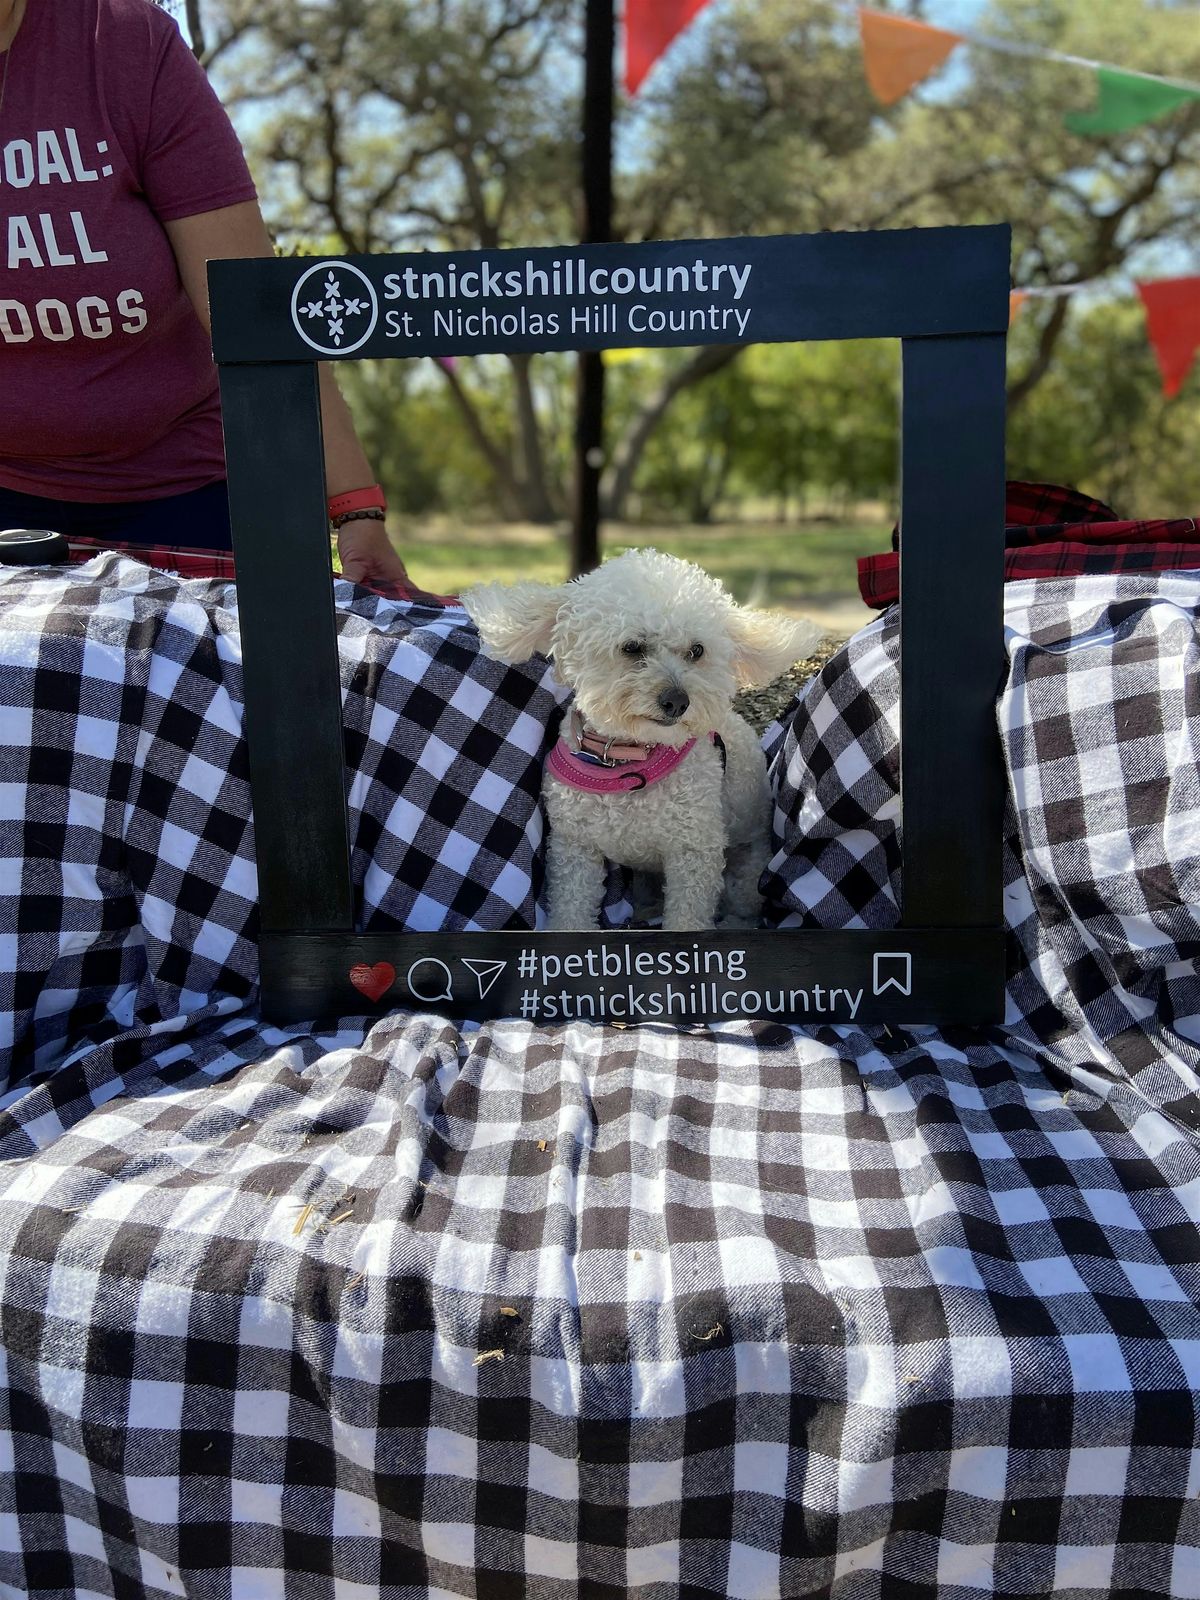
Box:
left=1065, top=66, right=1200, bottom=137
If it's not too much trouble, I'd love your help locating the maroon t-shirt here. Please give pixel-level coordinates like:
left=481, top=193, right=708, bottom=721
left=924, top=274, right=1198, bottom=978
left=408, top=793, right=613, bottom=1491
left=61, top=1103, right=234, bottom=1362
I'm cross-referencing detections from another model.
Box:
left=0, top=0, right=258, bottom=501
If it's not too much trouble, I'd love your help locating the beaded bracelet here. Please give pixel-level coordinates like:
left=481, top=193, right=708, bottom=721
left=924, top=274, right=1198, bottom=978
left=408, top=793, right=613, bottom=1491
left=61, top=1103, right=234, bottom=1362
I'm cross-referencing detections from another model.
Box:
left=331, top=507, right=387, bottom=530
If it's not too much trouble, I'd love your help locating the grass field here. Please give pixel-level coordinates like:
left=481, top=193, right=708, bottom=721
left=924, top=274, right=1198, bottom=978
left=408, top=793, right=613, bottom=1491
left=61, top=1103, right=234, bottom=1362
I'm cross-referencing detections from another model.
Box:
left=383, top=515, right=889, bottom=633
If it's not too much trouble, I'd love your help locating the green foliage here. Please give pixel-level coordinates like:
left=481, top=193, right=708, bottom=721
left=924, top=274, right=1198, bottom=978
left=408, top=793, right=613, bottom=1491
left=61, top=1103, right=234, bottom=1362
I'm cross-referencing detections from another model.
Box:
left=335, top=362, right=480, bottom=514
left=336, top=351, right=576, bottom=517
left=619, top=341, right=899, bottom=521
left=1008, top=298, right=1200, bottom=513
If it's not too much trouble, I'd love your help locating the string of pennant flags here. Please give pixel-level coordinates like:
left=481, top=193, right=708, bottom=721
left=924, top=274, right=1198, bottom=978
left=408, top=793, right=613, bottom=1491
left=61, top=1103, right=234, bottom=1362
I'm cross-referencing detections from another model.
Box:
left=626, top=3, right=1200, bottom=130
left=854, top=7, right=1200, bottom=132
left=623, top=0, right=1200, bottom=398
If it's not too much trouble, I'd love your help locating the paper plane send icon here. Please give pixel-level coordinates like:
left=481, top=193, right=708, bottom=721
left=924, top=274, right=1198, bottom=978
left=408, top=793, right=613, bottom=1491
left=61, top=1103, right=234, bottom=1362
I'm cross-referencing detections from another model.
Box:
left=462, top=958, right=508, bottom=999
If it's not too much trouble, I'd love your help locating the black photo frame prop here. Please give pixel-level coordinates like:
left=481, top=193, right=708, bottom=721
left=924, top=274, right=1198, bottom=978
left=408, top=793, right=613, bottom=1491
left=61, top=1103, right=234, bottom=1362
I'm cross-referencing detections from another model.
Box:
left=209, top=224, right=1010, bottom=1028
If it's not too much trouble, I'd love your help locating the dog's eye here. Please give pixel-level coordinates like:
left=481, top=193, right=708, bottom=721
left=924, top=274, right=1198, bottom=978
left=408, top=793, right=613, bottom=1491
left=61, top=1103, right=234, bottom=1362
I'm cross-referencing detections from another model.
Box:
left=685, top=642, right=705, bottom=661
left=621, top=640, right=645, bottom=658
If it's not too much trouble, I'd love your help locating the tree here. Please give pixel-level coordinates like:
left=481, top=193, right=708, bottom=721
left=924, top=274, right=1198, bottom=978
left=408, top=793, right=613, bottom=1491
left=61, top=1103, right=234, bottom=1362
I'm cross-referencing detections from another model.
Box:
left=206, top=0, right=579, bottom=522
left=1007, top=298, right=1200, bottom=513
left=606, top=0, right=1200, bottom=512
left=193, top=0, right=1200, bottom=528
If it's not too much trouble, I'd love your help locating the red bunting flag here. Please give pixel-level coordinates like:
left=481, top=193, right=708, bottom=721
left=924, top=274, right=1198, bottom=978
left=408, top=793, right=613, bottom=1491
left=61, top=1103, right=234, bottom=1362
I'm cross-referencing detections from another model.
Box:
left=857, top=8, right=964, bottom=105
left=1137, top=278, right=1200, bottom=399
left=625, top=0, right=713, bottom=96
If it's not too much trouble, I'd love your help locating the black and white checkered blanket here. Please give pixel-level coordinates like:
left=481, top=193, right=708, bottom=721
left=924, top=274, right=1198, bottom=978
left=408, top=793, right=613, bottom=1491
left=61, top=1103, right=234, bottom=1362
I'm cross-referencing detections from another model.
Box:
left=1, top=552, right=1198, bottom=1599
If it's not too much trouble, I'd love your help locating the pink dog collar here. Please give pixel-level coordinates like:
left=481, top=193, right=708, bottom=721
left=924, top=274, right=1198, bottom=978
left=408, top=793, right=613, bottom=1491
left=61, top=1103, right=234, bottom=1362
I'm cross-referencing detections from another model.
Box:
left=547, top=733, right=708, bottom=792
left=569, top=708, right=656, bottom=765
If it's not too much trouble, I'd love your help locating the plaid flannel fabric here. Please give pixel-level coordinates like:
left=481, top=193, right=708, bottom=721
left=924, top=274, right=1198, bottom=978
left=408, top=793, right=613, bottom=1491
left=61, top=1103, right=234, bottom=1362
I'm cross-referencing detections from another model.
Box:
left=1, top=556, right=1199, bottom=1598
left=63, top=535, right=240, bottom=584
left=764, top=571, right=1200, bottom=1133
left=61, top=536, right=459, bottom=607
left=857, top=481, right=1200, bottom=608
left=0, top=551, right=564, bottom=1078
left=996, top=480, right=1118, bottom=525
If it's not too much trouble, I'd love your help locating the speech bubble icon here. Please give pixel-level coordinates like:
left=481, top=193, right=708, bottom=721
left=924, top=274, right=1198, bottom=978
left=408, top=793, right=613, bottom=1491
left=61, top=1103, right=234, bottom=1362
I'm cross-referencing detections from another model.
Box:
left=873, top=951, right=912, bottom=997
left=407, top=958, right=454, bottom=1004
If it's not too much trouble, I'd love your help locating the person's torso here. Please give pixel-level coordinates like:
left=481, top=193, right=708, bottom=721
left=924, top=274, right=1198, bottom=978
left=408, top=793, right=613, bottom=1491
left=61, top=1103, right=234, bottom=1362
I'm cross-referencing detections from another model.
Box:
left=0, top=0, right=230, bottom=498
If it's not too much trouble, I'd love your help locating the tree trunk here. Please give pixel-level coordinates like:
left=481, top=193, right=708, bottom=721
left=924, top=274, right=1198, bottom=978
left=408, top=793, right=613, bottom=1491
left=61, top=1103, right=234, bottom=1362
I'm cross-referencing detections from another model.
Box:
left=437, top=363, right=525, bottom=521
left=690, top=438, right=733, bottom=524
left=509, top=354, right=558, bottom=522
left=185, top=0, right=206, bottom=59
left=601, top=343, right=745, bottom=521
left=572, top=0, right=615, bottom=573
left=1006, top=295, right=1071, bottom=413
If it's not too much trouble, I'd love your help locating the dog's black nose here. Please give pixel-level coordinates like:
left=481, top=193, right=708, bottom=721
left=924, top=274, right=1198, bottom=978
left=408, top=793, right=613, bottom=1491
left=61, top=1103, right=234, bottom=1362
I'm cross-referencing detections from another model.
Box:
left=657, top=687, right=690, bottom=721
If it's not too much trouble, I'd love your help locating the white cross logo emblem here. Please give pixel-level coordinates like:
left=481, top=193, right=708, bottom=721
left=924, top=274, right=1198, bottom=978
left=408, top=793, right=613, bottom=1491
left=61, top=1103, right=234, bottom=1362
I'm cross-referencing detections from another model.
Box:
left=290, top=260, right=378, bottom=355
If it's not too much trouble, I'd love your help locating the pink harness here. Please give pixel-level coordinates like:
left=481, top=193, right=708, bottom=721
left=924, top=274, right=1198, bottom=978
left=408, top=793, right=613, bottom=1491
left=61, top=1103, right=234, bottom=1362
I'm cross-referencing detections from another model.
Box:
left=547, top=725, right=712, bottom=793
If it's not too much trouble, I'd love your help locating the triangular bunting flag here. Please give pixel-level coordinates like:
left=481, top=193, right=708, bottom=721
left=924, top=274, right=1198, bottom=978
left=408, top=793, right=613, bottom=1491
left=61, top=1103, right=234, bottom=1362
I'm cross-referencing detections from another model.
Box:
left=857, top=8, right=963, bottom=106
left=1137, top=277, right=1200, bottom=399
left=625, top=0, right=713, bottom=96
left=1065, top=66, right=1200, bottom=136
left=1009, top=291, right=1028, bottom=324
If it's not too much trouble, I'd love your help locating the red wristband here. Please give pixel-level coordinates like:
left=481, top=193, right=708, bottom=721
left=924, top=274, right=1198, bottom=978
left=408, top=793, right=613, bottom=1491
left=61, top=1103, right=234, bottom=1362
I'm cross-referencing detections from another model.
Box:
left=327, top=484, right=387, bottom=520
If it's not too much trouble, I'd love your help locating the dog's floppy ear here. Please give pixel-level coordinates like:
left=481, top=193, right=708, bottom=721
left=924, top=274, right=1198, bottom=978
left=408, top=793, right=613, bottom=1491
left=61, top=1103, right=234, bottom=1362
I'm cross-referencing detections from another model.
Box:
left=726, top=608, right=825, bottom=690
left=461, top=580, right=566, bottom=663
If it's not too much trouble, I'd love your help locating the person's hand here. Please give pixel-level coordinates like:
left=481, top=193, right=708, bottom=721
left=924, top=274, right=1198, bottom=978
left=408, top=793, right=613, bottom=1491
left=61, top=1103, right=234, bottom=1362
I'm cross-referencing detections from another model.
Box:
left=336, top=517, right=412, bottom=589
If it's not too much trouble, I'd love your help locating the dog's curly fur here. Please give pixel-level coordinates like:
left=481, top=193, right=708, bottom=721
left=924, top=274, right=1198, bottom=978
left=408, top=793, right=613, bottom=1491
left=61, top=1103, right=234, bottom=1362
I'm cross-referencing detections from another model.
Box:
left=464, top=549, right=822, bottom=930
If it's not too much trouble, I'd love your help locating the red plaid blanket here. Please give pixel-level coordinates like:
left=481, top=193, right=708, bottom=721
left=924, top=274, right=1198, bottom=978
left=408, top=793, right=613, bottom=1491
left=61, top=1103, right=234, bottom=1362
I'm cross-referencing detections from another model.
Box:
left=858, top=481, right=1200, bottom=608
left=64, top=535, right=455, bottom=605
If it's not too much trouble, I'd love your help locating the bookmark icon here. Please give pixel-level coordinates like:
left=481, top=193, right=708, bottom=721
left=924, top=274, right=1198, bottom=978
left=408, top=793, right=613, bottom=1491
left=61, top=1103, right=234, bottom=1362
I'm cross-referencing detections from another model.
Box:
left=872, top=952, right=912, bottom=997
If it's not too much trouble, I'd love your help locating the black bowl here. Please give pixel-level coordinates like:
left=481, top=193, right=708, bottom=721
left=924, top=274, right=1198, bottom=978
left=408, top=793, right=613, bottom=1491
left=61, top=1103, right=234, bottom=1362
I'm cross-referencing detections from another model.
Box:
left=0, top=529, right=71, bottom=565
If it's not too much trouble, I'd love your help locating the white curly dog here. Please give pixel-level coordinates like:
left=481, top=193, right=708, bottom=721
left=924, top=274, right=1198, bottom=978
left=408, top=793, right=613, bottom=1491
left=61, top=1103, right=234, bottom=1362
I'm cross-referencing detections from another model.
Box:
left=464, top=549, right=822, bottom=931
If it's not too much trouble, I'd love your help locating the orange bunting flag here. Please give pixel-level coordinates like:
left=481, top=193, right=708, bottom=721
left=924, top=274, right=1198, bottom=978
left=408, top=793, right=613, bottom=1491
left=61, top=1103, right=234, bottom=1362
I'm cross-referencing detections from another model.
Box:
left=858, top=8, right=964, bottom=106
left=1137, top=277, right=1200, bottom=399
left=1009, top=291, right=1028, bottom=325
left=625, top=0, right=713, bottom=96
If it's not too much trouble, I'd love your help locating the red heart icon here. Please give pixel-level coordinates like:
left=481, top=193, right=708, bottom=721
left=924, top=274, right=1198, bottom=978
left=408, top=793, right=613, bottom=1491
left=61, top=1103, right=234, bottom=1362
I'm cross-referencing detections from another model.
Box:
left=349, top=962, right=395, bottom=1003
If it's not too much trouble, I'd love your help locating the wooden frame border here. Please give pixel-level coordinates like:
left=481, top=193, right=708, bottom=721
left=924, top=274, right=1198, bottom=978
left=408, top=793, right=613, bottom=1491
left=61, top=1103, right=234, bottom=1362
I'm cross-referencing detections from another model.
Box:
left=210, top=226, right=1010, bottom=1025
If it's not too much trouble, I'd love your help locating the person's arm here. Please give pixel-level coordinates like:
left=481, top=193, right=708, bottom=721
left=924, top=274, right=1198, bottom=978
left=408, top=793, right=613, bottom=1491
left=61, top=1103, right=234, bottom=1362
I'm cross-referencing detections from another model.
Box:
left=164, top=201, right=410, bottom=586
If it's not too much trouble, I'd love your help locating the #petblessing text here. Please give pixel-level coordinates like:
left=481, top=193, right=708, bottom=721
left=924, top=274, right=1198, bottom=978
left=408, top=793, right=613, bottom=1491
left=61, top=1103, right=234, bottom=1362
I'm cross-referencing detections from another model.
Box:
left=380, top=255, right=754, bottom=340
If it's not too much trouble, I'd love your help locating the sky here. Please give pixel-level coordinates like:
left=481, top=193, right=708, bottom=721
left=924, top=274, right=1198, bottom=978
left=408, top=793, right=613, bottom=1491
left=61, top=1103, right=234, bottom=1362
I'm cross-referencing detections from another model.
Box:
left=921, top=0, right=991, bottom=23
